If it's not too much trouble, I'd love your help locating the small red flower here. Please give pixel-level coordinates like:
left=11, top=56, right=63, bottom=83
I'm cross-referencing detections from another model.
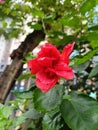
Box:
left=28, top=43, right=74, bottom=92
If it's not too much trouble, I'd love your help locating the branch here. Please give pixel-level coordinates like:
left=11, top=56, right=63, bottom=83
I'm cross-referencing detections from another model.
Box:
left=0, top=30, right=45, bottom=104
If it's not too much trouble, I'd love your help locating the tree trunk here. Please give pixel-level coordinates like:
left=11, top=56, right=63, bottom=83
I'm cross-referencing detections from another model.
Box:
left=0, top=30, right=45, bottom=104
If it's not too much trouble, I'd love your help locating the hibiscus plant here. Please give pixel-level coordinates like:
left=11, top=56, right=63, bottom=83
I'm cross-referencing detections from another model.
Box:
left=1, top=0, right=98, bottom=130
left=1, top=42, right=98, bottom=130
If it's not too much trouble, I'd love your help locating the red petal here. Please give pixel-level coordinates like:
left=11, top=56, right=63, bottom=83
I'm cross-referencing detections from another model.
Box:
left=54, top=62, right=74, bottom=80
left=36, top=70, right=58, bottom=92
left=61, top=42, right=75, bottom=64
left=37, top=57, right=53, bottom=68
left=38, top=43, right=60, bottom=60
left=28, top=58, right=40, bottom=74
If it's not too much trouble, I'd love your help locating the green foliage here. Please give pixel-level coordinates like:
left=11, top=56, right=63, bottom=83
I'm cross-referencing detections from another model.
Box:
left=61, top=92, right=98, bottom=130
left=42, top=108, right=63, bottom=130
left=33, top=85, right=64, bottom=112
left=13, top=91, right=33, bottom=99
left=0, top=103, right=13, bottom=129
left=89, top=64, right=98, bottom=78
left=1, top=0, right=98, bottom=129
left=70, top=47, right=98, bottom=66
left=80, top=0, right=96, bottom=14
left=17, top=72, right=35, bottom=81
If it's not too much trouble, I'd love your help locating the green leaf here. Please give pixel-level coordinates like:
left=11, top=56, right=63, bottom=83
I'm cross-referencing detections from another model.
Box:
left=33, top=85, right=64, bottom=112
left=96, top=0, right=98, bottom=4
left=24, top=52, right=36, bottom=61
left=58, top=36, right=74, bottom=46
left=89, top=64, right=98, bottom=78
left=12, top=109, right=42, bottom=127
left=2, top=106, right=13, bottom=118
left=12, top=116, right=26, bottom=127
left=70, top=47, right=98, bottom=66
left=90, top=40, right=98, bottom=49
left=80, top=0, right=96, bottom=14
left=88, top=25, right=98, bottom=31
left=2, top=21, right=7, bottom=28
left=60, top=16, right=80, bottom=27
left=0, top=119, right=6, bottom=128
left=17, top=73, right=35, bottom=81
left=0, top=103, right=13, bottom=119
left=73, top=61, right=90, bottom=72
left=0, top=104, right=4, bottom=110
left=32, top=8, right=45, bottom=18
left=31, top=23, right=42, bottom=30
left=42, top=109, right=63, bottom=130
left=60, top=92, right=98, bottom=130
left=87, top=31, right=98, bottom=41
left=23, top=109, right=43, bottom=119
left=43, top=15, right=55, bottom=24
left=13, top=91, right=33, bottom=99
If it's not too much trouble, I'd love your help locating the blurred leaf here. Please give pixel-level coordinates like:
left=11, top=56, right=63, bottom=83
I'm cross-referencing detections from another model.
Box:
left=2, top=21, right=7, bottom=28
left=13, top=91, right=33, bottom=99
left=60, top=16, right=80, bottom=27
left=0, top=119, right=6, bottom=129
left=96, top=0, right=98, bottom=4
left=2, top=106, right=13, bottom=119
left=43, top=15, right=55, bottom=24
left=31, top=23, right=42, bottom=30
left=33, top=85, right=64, bottom=112
left=89, top=64, right=98, bottom=78
left=87, top=31, right=98, bottom=41
left=80, top=0, right=96, bottom=14
left=17, top=73, right=35, bottom=81
left=12, top=109, right=42, bottom=127
left=58, top=36, right=74, bottom=46
left=88, top=25, right=98, bottom=31
left=73, top=61, right=90, bottom=72
left=70, top=47, right=98, bottom=66
left=90, top=40, right=98, bottom=49
left=42, top=109, right=63, bottom=130
left=0, top=103, right=13, bottom=119
left=23, top=109, right=43, bottom=119
left=32, top=8, right=45, bottom=18
left=60, top=91, right=98, bottom=130
left=12, top=116, right=26, bottom=127
left=24, top=52, right=36, bottom=61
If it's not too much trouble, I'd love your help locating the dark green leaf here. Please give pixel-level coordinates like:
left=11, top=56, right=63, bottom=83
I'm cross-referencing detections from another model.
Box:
left=58, top=36, right=74, bottom=46
left=88, top=25, right=98, bottom=31
left=42, top=109, right=63, bottom=130
left=33, top=85, right=64, bottom=112
left=89, top=64, right=98, bottom=78
left=12, top=116, right=26, bottom=127
left=23, top=109, right=43, bottom=119
left=60, top=92, right=98, bottom=130
left=73, top=61, right=90, bottom=72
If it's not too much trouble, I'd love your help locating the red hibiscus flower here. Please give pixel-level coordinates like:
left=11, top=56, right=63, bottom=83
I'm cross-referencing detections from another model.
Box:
left=28, top=43, right=74, bottom=92
left=0, top=0, right=4, bottom=3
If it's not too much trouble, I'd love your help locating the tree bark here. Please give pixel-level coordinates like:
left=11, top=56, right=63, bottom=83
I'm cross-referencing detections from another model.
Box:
left=0, top=30, right=45, bottom=104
